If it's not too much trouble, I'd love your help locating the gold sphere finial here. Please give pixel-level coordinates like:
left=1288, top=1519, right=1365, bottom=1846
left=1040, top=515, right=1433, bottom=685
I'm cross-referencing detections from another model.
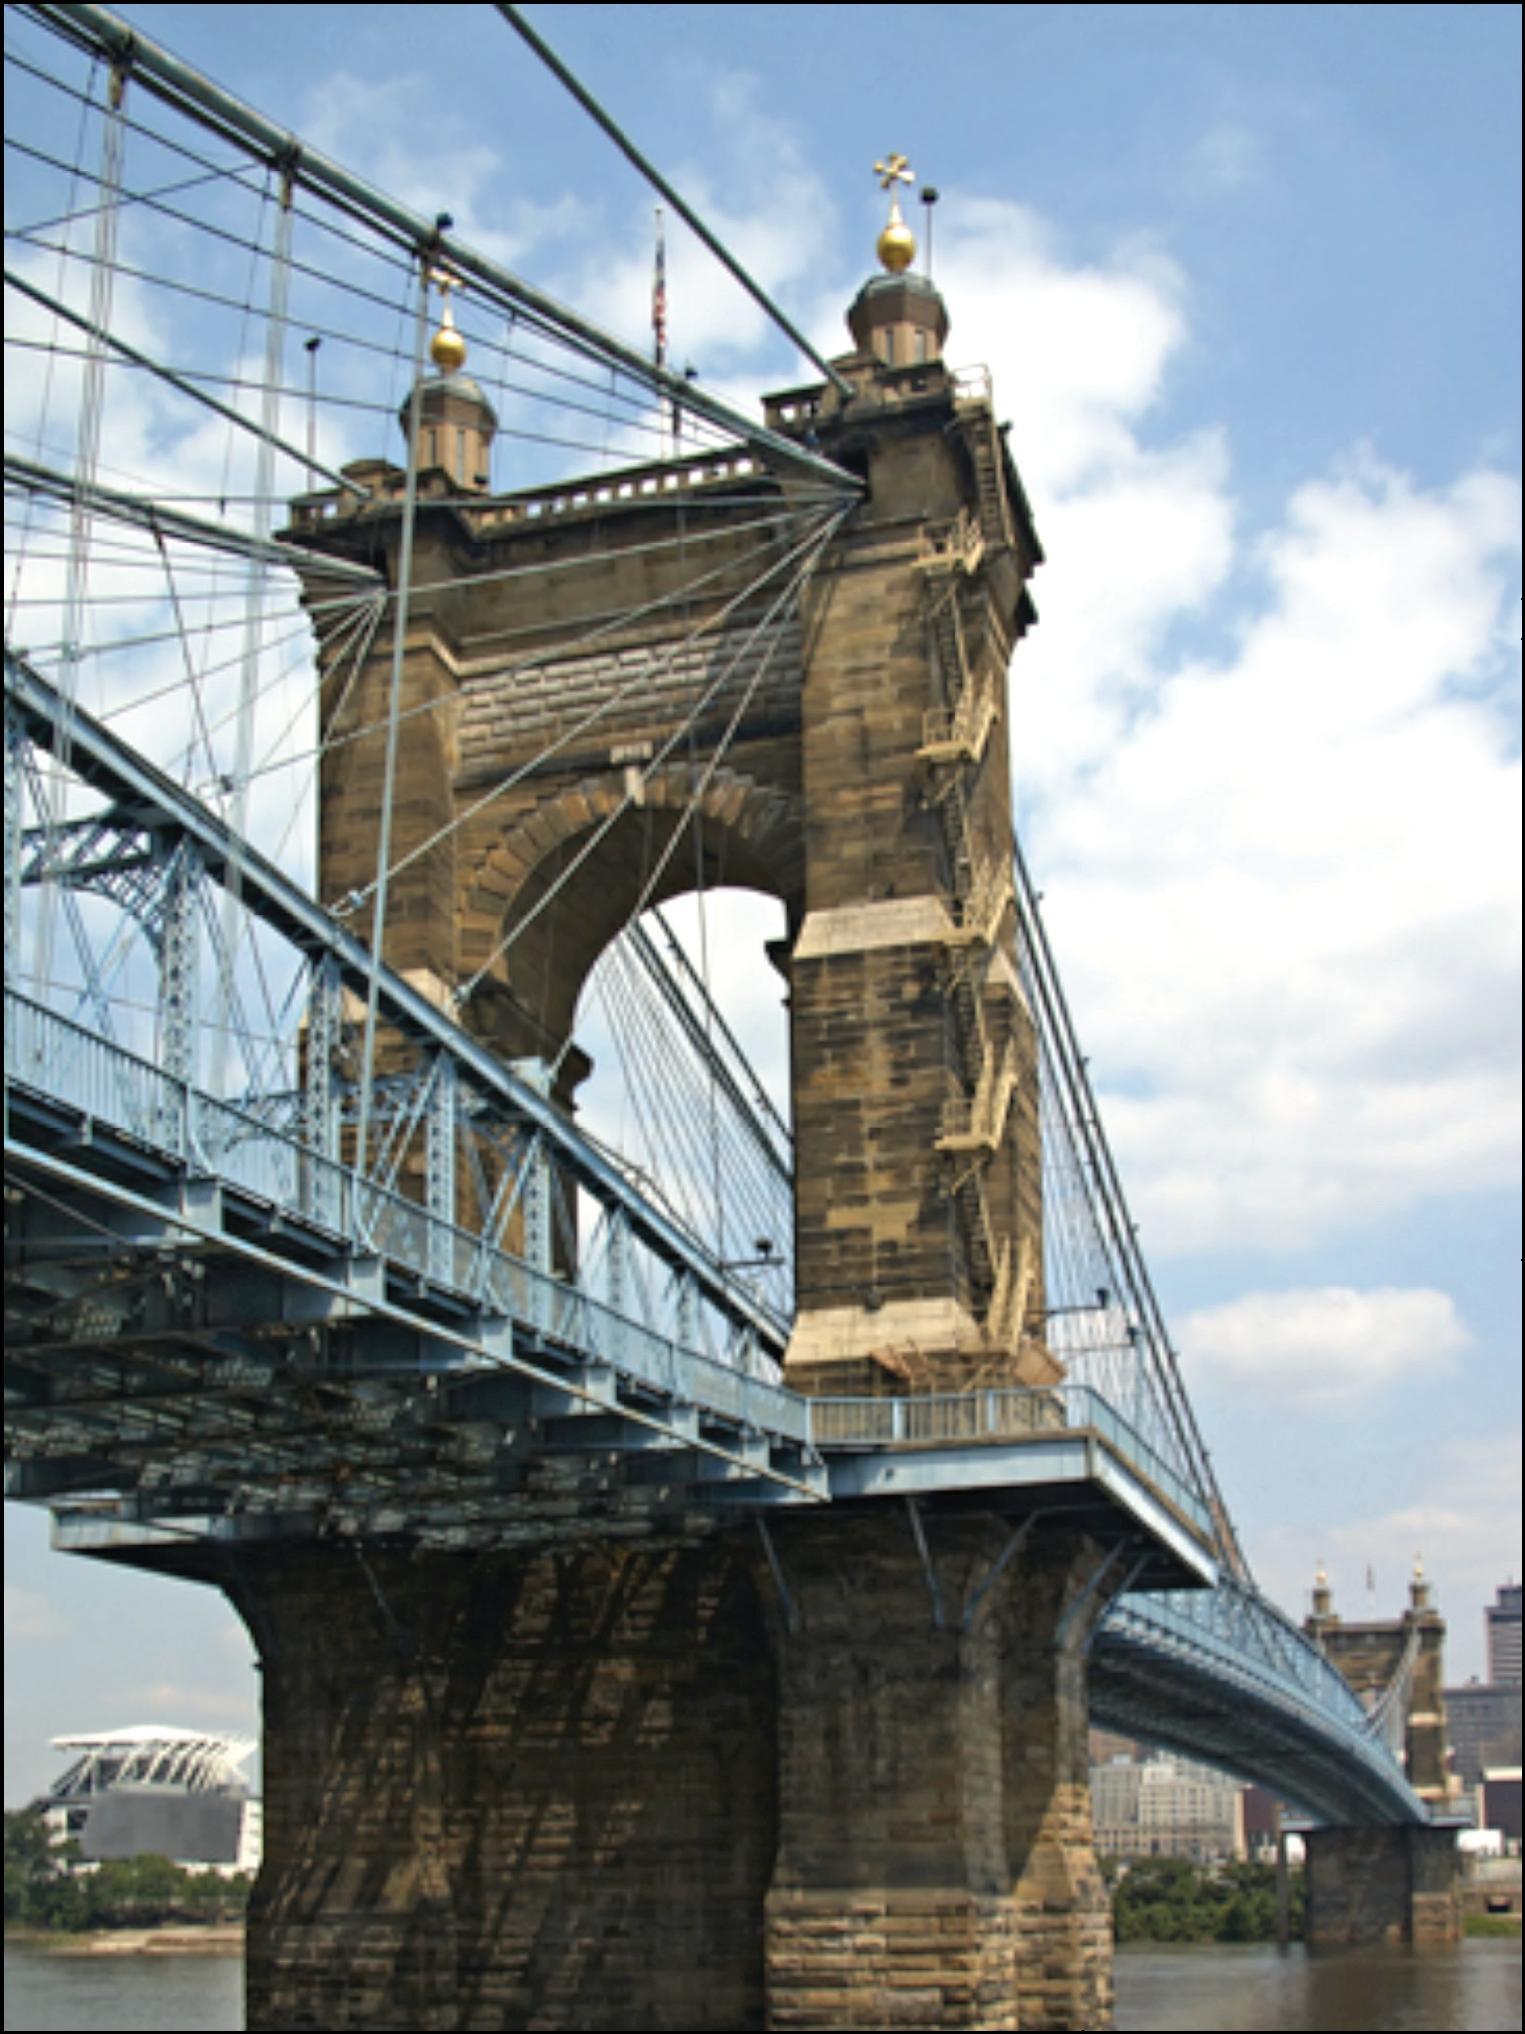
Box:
left=873, top=152, right=917, bottom=274
left=428, top=266, right=468, bottom=374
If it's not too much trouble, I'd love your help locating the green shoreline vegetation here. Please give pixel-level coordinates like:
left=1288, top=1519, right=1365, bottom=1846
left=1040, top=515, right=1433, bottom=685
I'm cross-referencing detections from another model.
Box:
left=1102, top=1856, right=1302, bottom=1943
left=1462, top=1912, right=1522, bottom=1938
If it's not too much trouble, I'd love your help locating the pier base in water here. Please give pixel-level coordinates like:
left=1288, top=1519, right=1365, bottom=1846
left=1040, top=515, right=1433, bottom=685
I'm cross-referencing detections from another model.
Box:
left=230, top=1518, right=1120, bottom=2030
left=1303, top=1824, right=1461, bottom=1947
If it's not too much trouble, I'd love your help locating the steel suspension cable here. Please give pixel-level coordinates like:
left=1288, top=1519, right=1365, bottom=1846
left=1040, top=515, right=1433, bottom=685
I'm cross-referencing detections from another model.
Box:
left=494, top=4, right=851, bottom=398
left=343, top=506, right=831, bottom=925
left=1012, top=834, right=1245, bottom=1576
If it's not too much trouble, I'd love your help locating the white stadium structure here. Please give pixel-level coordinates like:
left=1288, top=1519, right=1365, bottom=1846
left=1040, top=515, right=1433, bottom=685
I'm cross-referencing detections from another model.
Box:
left=39, top=1725, right=262, bottom=1872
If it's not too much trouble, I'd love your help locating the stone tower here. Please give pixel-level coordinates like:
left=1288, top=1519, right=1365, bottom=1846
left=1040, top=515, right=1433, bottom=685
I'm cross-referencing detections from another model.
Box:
left=1305, top=1560, right=1451, bottom=1805
left=288, top=198, right=1052, bottom=1402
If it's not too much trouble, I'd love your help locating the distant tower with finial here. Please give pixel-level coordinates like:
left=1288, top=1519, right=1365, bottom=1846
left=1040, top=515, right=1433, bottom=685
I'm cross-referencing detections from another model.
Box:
left=846, top=151, right=949, bottom=369
left=1303, top=1554, right=1450, bottom=1806
left=397, top=265, right=498, bottom=493
left=1410, top=1553, right=1431, bottom=1613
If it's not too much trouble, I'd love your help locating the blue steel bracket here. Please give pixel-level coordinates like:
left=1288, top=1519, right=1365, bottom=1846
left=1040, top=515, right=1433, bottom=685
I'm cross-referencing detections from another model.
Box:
left=1052, top=1538, right=1131, bottom=1654
left=960, top=1514, right=1039, bottom=1633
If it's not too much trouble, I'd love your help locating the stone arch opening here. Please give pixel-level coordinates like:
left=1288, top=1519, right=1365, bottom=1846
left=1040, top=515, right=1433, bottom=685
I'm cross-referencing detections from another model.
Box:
left=576, top=884, right=794, bottom=1324
left=459, top=766, right=804, bottom=1090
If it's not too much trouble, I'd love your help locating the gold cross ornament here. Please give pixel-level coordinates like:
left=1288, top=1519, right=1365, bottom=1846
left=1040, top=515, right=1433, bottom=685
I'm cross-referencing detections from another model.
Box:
left=872, top=154, right=917, bottom=274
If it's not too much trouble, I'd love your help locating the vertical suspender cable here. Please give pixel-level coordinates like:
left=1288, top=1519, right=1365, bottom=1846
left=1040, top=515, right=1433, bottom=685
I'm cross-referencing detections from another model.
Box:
left=212, top=167, right=293, bottom=1098
left=354, top=259, right=432, bottom=1201
left=35, top=53, right=127, bottom=1007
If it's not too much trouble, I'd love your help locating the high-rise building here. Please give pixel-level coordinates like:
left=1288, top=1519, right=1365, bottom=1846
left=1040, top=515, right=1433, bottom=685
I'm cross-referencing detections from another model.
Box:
left=1445, top=1682, right=1523, bottom=1789
left=1089, top=1752, right=1245, bottom=1862
left=1486, top=1583, right=1522, bottom=1686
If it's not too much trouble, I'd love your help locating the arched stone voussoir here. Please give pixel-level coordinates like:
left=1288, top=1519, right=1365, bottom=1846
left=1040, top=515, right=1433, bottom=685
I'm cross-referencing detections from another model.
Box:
left=459, top=764, right=804, bottom=1060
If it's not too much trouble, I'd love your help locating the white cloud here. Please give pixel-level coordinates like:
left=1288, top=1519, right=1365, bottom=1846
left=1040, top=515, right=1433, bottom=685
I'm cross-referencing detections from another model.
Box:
left=849, top=203, right=1522, bottom=1259
left=300, top=74, right=590, bottom=275
left=1177, top=1284, right=1470, bottom=1407
left=1180, top=121, right=1268, bottom=199
left=1250, top=1434, right=1523, bottom=1679
left=930, top=199, right=1189, bottom=498
left=5, top=1585, right=71, bottom=1643
left=565, top=71, right=842, bottom=370
left=1028, top=457, right=1521, bottom=1252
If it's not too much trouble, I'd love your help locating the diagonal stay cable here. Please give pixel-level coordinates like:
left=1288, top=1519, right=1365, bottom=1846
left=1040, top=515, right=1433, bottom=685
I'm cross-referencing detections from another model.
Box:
left=340, top=504, right=831, bottom=921
left=1012, top=833, right=1245, bottom=1578
left=495, top=4, right=851, bottom=398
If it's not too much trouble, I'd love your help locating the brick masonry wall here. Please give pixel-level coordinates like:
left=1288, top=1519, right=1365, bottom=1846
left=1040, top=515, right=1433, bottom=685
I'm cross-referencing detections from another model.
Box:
left=1308, top=1613, right=1450, bottom=1801
left=790, top=938, right=961, bottom=1319
left=761, top=1513, right=1119, bottom=2033
left=298, top=367, right=1043, bottom=1381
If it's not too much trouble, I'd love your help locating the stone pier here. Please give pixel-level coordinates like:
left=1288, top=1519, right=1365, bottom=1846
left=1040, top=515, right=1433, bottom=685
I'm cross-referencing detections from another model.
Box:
left=1303, top=1824, right=1462, bottom=1948
left=229, top=1515, right=1120, bottom=2031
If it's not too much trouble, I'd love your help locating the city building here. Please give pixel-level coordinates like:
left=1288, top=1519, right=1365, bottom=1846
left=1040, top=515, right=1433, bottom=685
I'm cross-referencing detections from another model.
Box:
left=1479, top=1769, right=1522, bottom=1848
left=1487, top=1583, right=1522, bottom=1687
left=1447, top=1682, right=1524, bottom=1790
left=36, top=1726, right=262, bottom=1873
left=1089, top=1752, right=1245, bottom=1862
left=1087, top=1728, right=1141, bottom=1767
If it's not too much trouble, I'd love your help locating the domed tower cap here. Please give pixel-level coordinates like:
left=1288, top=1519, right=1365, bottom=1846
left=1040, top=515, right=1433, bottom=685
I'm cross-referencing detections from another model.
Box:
left=397, top=372, right=499, bottom=492
left=847, top=271, right=949, bottom=368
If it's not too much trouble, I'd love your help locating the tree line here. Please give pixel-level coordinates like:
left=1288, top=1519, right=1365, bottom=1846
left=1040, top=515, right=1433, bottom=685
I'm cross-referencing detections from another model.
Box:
left=9, top=1803, right=1302, bottom=1943
left=1102, top=1854, right=1304, bottom=1943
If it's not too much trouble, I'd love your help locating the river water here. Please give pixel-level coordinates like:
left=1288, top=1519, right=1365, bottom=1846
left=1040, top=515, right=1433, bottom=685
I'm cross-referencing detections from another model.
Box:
left=4, top=1938, right=1521, bottom=2031
left=1114, top=1940, right=1521, bottom=2030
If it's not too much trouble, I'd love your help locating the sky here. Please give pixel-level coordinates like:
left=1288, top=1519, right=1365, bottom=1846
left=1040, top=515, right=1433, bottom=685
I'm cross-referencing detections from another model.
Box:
left=4, top=2, right=1521, bottom=1806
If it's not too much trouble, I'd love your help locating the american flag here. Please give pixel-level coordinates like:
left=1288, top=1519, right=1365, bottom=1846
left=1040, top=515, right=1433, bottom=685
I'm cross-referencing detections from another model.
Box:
left=652, top=207, right=667, bottom=370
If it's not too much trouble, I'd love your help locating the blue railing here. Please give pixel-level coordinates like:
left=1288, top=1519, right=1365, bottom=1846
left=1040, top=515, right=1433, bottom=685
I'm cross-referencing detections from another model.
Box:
left=5, top=986, right=1217, bottom=1531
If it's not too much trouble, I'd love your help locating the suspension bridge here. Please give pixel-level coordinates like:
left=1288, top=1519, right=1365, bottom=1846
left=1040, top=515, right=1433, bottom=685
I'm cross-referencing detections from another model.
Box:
left=4, top=7, right=1458, bottom=2029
